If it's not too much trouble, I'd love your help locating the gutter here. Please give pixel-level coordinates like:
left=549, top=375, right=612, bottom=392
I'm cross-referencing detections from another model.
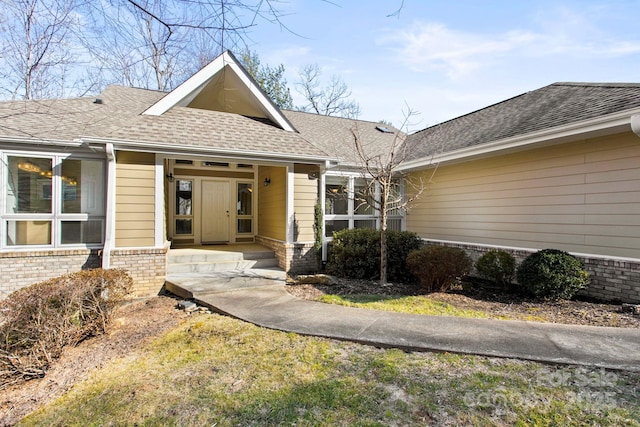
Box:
left=632, top=114, right=640, bottom=137
left=0, top=136, right=89, bottom=148
left=398, top=108, right=640, bottom=172
left=102, top=143, right=116, bottom=269
left=80, top=137, right=339, bottom=166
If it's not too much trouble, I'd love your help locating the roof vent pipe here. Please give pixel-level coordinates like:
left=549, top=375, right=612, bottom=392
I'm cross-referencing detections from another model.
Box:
left=632, top=114, right=640, bottom=138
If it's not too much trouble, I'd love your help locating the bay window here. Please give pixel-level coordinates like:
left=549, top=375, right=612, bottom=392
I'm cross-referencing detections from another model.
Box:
left=3, top=153, right=105, bottom=248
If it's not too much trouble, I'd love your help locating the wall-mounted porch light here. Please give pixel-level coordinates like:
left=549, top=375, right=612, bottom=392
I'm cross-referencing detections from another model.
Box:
left=263, top=177, right=271, bottom=187
left=166, top=172, right=174, bottom=182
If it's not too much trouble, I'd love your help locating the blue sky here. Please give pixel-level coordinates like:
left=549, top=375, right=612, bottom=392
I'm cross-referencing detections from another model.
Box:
left=245, top=0, right=640, bottom=131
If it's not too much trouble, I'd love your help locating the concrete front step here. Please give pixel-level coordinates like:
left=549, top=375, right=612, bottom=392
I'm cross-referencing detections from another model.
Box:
left=165, top=268, right=286, bottom=299
left=167, top=246, right=279, bottom=275
left=168, top=250, right=275, bottom=264
left=168, top=257, right=279, bottom=274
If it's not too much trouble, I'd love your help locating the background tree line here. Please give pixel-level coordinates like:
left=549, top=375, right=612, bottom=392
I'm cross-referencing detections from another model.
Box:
left=0, top=0, right=360, bottom=118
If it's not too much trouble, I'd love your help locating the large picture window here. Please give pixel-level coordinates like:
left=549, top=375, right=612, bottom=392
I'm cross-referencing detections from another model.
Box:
left=324, top=174, right=404, bottom=238
left=3, top=154, right=105, bottom=247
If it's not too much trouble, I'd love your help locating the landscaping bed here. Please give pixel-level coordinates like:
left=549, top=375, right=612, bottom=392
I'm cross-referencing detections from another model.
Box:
left=286, top=276, right=640, bottom=328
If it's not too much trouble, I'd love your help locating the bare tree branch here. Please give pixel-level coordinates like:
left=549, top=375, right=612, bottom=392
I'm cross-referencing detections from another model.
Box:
left=295, top=63, right=360, bottom=118
left=352, top=105, right=430, bottom=284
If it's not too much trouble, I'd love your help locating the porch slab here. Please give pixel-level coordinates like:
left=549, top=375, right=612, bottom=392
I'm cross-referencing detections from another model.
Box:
left=165, top=268, right=285, bottom=300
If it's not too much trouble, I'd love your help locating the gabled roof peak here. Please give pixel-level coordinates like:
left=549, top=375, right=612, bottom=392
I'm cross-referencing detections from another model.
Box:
left=142, top=50, right=296, bottom=132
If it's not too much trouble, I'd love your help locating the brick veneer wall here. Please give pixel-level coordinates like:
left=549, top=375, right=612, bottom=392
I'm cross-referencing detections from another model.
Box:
left=255, top=236, right=318, bottom=275
left=0, top=245, right=169, bottom=300
left=109, top=246, right=168, bottom=298
left=424, top=239, right=640, bottom=303
left=0, top=249, right=101, bottom=299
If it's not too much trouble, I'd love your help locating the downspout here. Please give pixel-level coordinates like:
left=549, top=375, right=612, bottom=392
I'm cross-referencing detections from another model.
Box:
left=102, top=143, right=116, bottom=268
left=631, top=114, right=640, bottom=137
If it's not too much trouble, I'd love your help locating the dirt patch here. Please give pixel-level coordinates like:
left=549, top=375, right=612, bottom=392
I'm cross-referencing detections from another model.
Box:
left=286, top=277, right=640, bottom=328
left=0, top=295, right=191, bottom=426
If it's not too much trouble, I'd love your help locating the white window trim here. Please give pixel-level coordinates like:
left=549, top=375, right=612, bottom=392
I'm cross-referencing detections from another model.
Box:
left=323, top=172, right=406, bottom=243
left=1, top=150, right=106, bottom=250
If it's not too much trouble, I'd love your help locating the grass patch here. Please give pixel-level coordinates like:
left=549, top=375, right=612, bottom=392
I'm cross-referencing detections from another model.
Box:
left=21, top=314, right=640, bottom=426
left=318, top=294, right=506, bottom=319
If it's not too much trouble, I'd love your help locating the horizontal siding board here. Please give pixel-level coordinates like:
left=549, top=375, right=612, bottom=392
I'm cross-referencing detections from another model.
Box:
left=406, top=132, right=640, bottom=259
left=116, top=237, right=155, bottom=247
left=116, top=195, right=156, bottom=205
left=116, top=177, right=156, bottom=188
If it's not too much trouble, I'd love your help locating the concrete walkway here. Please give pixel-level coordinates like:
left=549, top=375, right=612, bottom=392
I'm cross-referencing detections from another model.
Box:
left=166, top=271, right=640, bottom=372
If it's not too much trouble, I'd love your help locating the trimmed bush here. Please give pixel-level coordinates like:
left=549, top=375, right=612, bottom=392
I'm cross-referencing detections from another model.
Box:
left=326, top=228, right=422, bottom=283
left=516, top=249, right=590, bottom=300
left=475, top=250, right=516, bottom=289
left=406, top=246, right=472, bottom=293
left=0, top=269, right=132, bottom=387
left=385, top=230, right=423, bottom=284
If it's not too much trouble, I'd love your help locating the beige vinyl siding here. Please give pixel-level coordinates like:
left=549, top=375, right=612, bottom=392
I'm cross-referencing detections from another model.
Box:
left=406, top=132, right=640, bottom=258
left=258, top=165, right=286, bottom=241
left=115, top=151, right=156, bottom=247
left=293, top=164, right=319, bottom=242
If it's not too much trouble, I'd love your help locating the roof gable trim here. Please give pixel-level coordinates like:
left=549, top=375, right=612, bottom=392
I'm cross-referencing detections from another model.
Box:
left=142, top=51, right=296, bottom=132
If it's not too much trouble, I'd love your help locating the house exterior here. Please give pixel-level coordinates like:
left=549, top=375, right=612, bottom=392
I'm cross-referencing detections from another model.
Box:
left=401, top=83, right=640, bottom=303
left=0, top=51, right=639, bottom=303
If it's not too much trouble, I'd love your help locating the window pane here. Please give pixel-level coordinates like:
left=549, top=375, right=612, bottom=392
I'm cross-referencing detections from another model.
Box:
left=237, top=219, right=252, bottom=234
left=6, top=220, right=51, bottom=245
left=325, top=177, right=348, bottom=214
left=6, top=157, right=52, bottom=213
left=354, top=219, right=376, bottom=229
left=388, top=218, right=402, bottom=232
left=175, top=180, right=192, bottom=215
left=61, top=159, right=104, bottom=214
left=237, top=183, right=252, bottom=215
left=61, top=220, right=103, bottom=244
left=387, top=180, right=403, bottom=216
left=175, top=219, right=192, bottom=235
left=325, top=220, right=349, bottom=237
left=354, top=178, right=375, bottom=215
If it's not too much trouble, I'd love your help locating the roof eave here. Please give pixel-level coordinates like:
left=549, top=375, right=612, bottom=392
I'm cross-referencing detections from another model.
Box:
left=398, top=109, right=640, bottom=172
left=81, top=136, right=339, bottom=165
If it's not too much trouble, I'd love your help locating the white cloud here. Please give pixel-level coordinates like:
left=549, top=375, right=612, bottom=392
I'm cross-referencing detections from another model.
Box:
left=380, top=19, right=640, bottom=79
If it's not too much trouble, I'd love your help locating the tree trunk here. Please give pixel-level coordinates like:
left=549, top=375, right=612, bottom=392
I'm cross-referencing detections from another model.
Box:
left=380, top=198, right=388, bottom=285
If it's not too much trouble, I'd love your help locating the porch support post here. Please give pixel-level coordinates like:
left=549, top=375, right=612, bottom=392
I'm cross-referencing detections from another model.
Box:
left=102, top=143, right=116, bottom=268
left=286, top=163, right=295, bottom=244
left=154, top=155, right=165, bottom=247
left=320, top=164, right=327, bottom=262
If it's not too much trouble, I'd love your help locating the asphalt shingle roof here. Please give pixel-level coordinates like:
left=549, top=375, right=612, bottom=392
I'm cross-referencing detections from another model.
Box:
left=405, top=82, right=640, bottom=161
left=283, top=110, right=403, bottom=165
left=0, top=85, right=330, bottom=159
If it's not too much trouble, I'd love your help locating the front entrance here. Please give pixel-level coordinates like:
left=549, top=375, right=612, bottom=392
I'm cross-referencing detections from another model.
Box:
left=201, top=180, right=230, bottom=243
left=168, top=159, right=256, bottom=246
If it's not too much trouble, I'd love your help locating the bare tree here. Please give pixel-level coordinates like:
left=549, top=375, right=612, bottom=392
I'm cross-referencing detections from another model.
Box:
left=352, top=106, right=433, bottom=284
left=84, top=0, right=192, bottom=91
left=295, top=63, right=360, bottom=118
left=0, top=0, right=81, bottom=99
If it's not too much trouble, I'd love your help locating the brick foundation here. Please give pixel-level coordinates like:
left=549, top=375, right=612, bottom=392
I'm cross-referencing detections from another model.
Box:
left=109, top=245, right=169, bottom=298
left=0, top=249, right=101, bottom=299
left=255, top=236, right=319, bottom=275
left=424, top=239, right=640, bottom=303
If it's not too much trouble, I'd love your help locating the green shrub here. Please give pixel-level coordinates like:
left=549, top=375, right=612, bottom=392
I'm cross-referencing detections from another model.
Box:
left=516, top=249, right=590, bottom=300
left=0, top=269, right=132, bottom=387
left=326, top=228, right=421, bottom=283
left=406, top=246, right=472, bottom=293
left=385, top=230, right=423, bottom=284
left=475, top=250, right=516, bottom=289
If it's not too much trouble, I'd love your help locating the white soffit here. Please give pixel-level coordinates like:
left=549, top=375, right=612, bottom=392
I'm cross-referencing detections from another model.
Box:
left=142, top=51, right=296, bottom=132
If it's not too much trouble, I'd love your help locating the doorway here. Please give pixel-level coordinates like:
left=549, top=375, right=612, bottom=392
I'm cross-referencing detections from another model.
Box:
left=201, top=180, right=230, bottom=243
